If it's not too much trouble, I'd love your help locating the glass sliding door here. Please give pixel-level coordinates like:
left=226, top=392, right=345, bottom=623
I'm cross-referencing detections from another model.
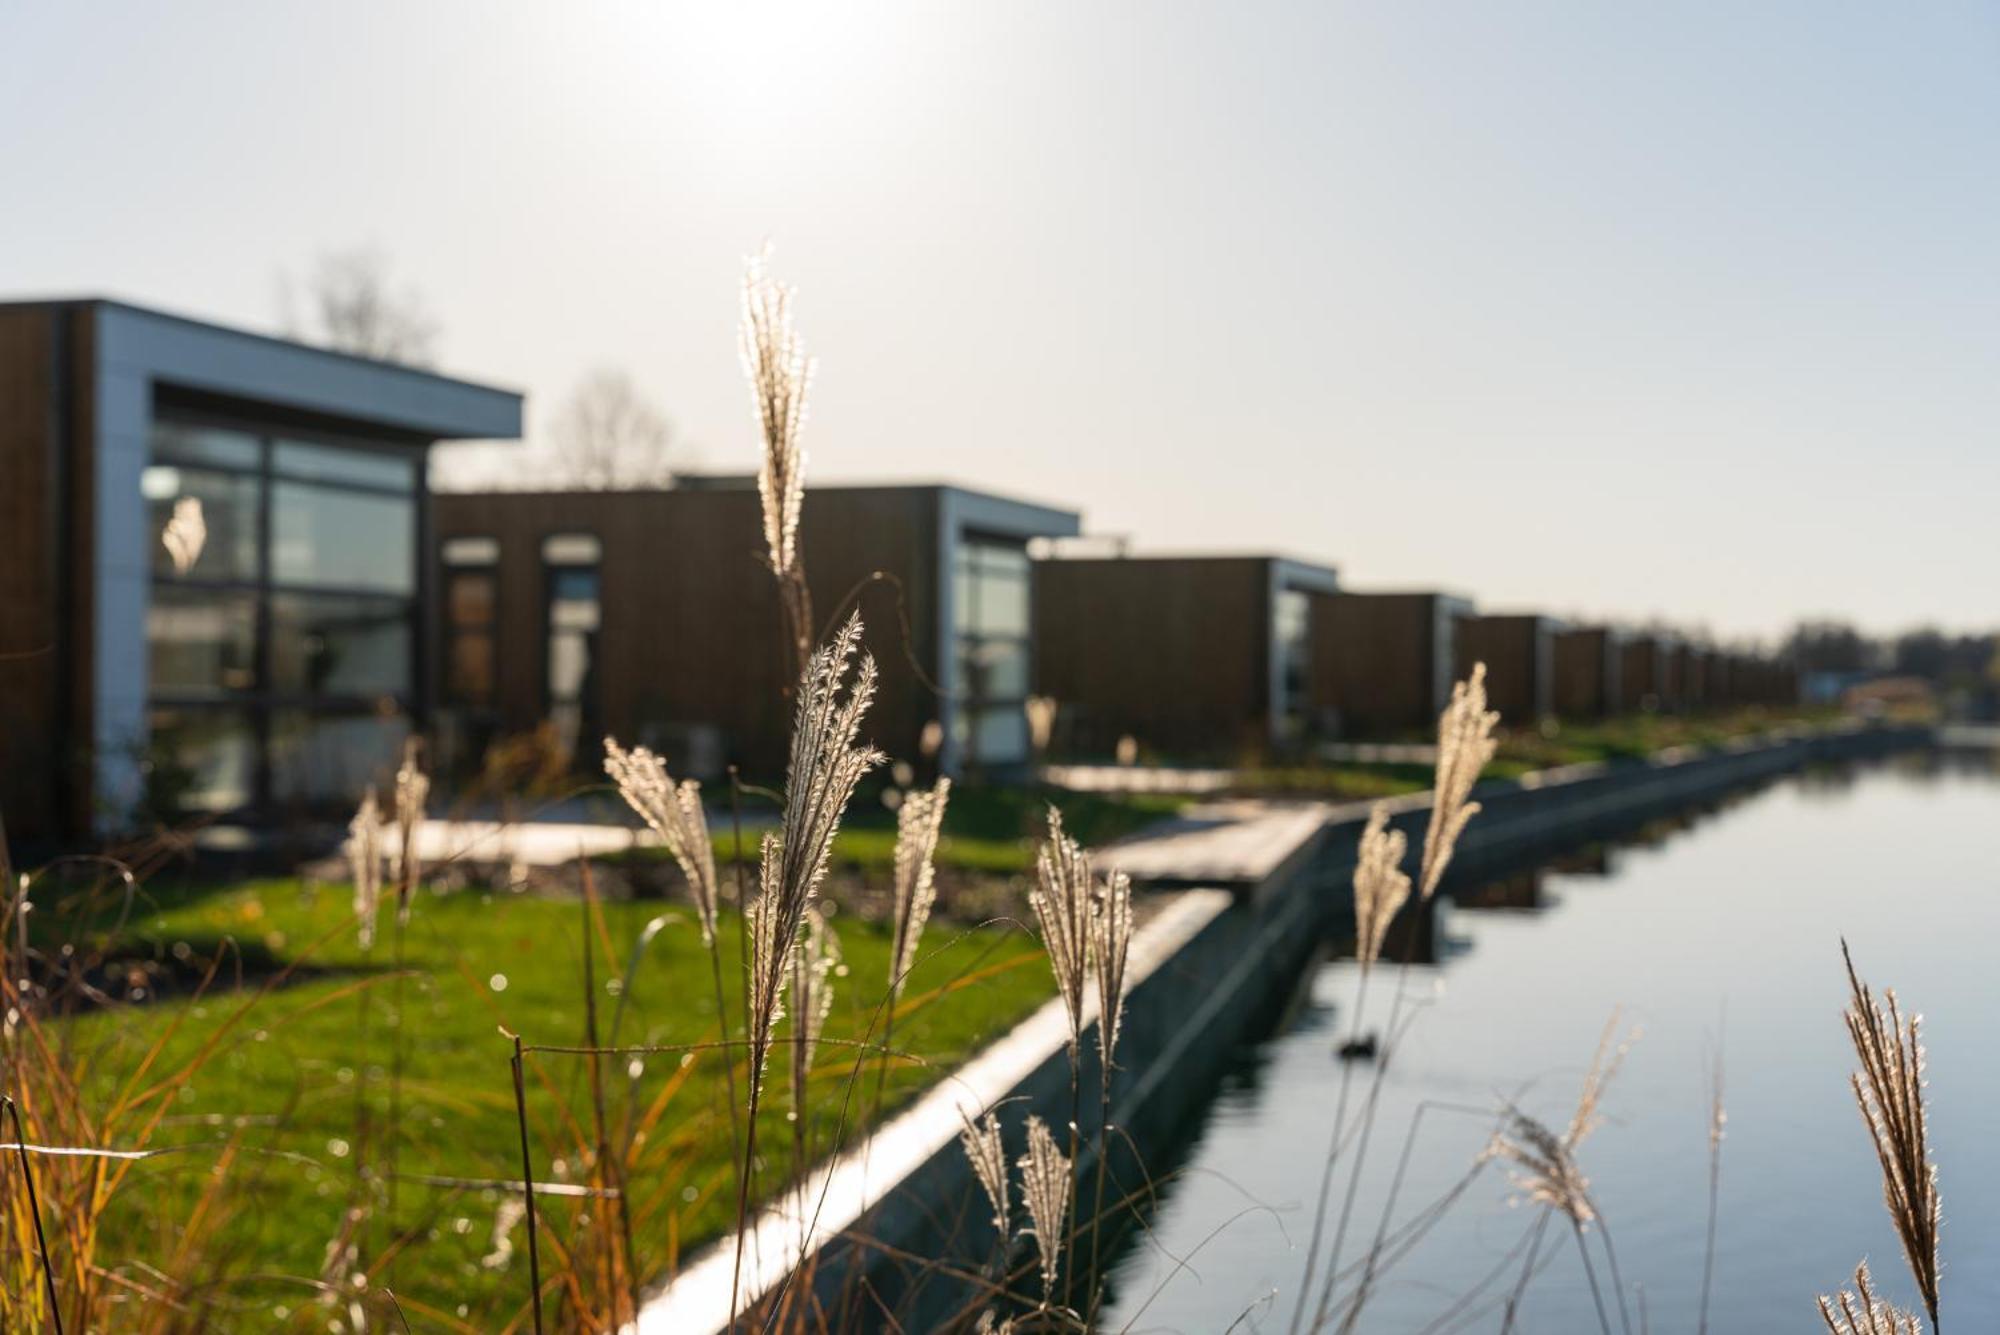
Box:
left=144, top=414, right=420, bottom=818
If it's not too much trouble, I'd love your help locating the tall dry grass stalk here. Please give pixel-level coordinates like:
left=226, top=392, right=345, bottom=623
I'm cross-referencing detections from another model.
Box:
left=1818, top=1261, right=1925, bottom=1335
left=1028, top=809, right=1094, bottom=1059
left=960, top=1107, right=1010, bottom=1237
left=1019, top=1114, right=1072, bottom=1307
left=887, top=777, right=951, bottom=1002
left=788, top=906, right=841, bottom=1121
left=1350, top=803, right=1410, bottom=977
left=1301, top=666, right=1500, bottom=1335
left=347, top=789, right=383, bottom=950
left=1483, top=1016, right=1639, bottom=1335
left=740, top=245, right=816, bottom=674
left=1090, top=868, right=1133, bottom=1074
left=1419, top=662, right=1499, bottom=901
left=732, top=614, right=882, bottom=1326
left=1837, top=941, right=1941, bottom=1331
left=391, top=737, right=428, bottom=926
left=604, top=740, right=721, bottom=945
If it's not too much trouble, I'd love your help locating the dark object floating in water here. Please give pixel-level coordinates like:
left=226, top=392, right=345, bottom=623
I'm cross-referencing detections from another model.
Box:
left=1337, top=1034, right=1379, bottom=1060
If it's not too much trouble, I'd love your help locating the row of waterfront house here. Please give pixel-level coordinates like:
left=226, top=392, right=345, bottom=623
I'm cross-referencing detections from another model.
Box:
left=0, top=298, right=1797, bottom=846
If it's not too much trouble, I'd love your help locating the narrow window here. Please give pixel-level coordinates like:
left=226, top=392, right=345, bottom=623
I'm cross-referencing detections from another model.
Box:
left=542, top=534, right=603, bottom=763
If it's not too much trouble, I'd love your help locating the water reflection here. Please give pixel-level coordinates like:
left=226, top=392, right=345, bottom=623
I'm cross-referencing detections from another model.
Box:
left=1100, top=753, right=2000, bottom=1332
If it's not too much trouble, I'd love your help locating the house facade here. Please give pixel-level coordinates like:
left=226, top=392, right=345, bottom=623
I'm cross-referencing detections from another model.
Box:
left=430, top=481, right=1080, bottom=782
left=1456, top=613, right=1564, bottom=724
left=0, top=299, right=521, bottom=845
left=1032, top=554, right=1339, bottom=760
left=1310, top=591, right=1473, bottom=737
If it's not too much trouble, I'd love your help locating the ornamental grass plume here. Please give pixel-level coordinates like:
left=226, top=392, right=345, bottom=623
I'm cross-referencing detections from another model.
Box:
left=1420, top=663, right=1500, bottom=901
left=1817, top=1261, right=1925, bottom=1335
left=1019, top=1114, right=1072, bottom=1304
left=604, top=739, right=721, bottom=945
left=1487, top=1014, right=1638, bottom=1226
left=1029, top=809, right=1094, bottom=1058
left=347, top=789, right=383, bottom=950
left=740, top=245, right=815, bottom=670
left=1092, top=868, right=1133, bottom=1072
left=959, top=1106, right=1010, bottom=1235
left=744, top=614, right=883, bottom=1096
left=1838, top=941, right=1941, bottom=1332
left=888, top=777, right=951, bottom=1000
left=788, top=906, right=841, bottom=1114
left=1351, top=803, right=1410, bottom=975
left=391, top=737, right=429, bottom=925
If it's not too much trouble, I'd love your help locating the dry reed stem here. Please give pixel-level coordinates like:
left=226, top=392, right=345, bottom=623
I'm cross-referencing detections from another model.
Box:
left=1019, top=1114, right=1072, bottom=1304
left=888, top=777, right=951, bottom=1000
left=1420, top=662, right=1499, bottom=900
left=604, top=739, right=721, bottom=945
left=1092, top=868, right=1133, bottom=1074
left=1839, top=941, right=1941, bottom=1331
left=740, top=245, right=816, bottom=671
left=391, top=737, right=428, bottom=926
left=789, top=906, right=842, bottom=1115
left=1818, top=1261, right=1924, bottom=1335
left=745, top=614, right=883, bottom=1096
left=959, top=1107, right=1010, bottom=1236
left=1029, top=809, right=1094, bottom=1059
left=346, top=790, right=383, bottom=951
left=1351, top=804, right=1410, bottom=975
left=1486, top=1015, right=1639, bottom=1227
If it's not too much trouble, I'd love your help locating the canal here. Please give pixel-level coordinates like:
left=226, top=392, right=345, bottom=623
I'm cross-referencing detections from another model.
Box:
left=1099, top=750, right=2000, bottom=1331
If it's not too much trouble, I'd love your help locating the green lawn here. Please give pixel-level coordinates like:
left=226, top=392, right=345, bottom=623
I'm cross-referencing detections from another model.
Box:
left=51, top=875, right=1053, bottom=1328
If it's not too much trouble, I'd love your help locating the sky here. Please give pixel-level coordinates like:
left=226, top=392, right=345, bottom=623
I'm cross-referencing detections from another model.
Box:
left=4, top=2, right=1996, bottom=643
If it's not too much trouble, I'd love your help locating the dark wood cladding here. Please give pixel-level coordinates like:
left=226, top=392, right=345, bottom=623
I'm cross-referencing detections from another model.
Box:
left=432, top=486, right=942, bottom=780
left=1455, top=615, right=1557, bottom=723
left=0, top=307, right=92, bottom=846
left=1033, top=557, right=1273, bottom=760
left=1553, top=628, right=1621, bottom=719
left=1311, top=592, right=1456, bottom=736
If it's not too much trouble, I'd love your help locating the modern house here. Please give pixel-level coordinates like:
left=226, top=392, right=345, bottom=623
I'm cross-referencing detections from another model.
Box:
left=1618, top=634, right=1675, bottom=713
left=431, top=481, right=1080, bottom=781
left=1032, top=554, right=1339, bottom=760
left=1455, top=613, right=1563, bottom=725
left=0, top=298, right=522, bottom=845
left=1310, top=590, right=1473, bottom=737
left=1552, top=626, right=1624, bottom=719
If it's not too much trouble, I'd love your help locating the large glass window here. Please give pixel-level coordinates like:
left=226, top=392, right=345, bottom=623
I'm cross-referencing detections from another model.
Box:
left=271, top=483, right=415, bottom=593
left=543, top=535, right=602, bottom=763
left=146, top=414, right=421, bottom=816
left=951, top=536, right=1033, bottom=767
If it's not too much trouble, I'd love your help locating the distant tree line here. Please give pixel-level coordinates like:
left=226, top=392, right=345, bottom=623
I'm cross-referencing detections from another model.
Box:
left=1784, top=619, right=2000, bottom=689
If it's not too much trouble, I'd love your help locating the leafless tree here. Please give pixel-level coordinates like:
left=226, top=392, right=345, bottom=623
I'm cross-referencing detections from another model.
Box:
left=284, top=246, right=439, bottom=367
left=547, top=368, right=681, bottom=489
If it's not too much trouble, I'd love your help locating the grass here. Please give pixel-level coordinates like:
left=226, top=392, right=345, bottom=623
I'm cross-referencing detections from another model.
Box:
left=46, top=874, right=1054, bottom=1326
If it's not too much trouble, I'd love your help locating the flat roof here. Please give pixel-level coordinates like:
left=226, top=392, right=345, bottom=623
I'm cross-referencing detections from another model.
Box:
left=1, top=296, right=524, bottom=441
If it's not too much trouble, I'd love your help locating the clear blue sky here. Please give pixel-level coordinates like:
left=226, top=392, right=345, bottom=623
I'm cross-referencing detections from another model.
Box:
left=4, top=3, right=1995, bottom=642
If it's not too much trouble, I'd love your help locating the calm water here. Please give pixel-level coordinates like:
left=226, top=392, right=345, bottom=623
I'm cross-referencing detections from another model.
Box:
left=1101, top=752, right=2000, bottom=1333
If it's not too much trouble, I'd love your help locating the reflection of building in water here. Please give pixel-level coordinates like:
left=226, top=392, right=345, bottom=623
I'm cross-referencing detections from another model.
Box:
left=1546, top=845, right=1612, bottom=878
left=1457, top=867, right=1547, bottom=912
